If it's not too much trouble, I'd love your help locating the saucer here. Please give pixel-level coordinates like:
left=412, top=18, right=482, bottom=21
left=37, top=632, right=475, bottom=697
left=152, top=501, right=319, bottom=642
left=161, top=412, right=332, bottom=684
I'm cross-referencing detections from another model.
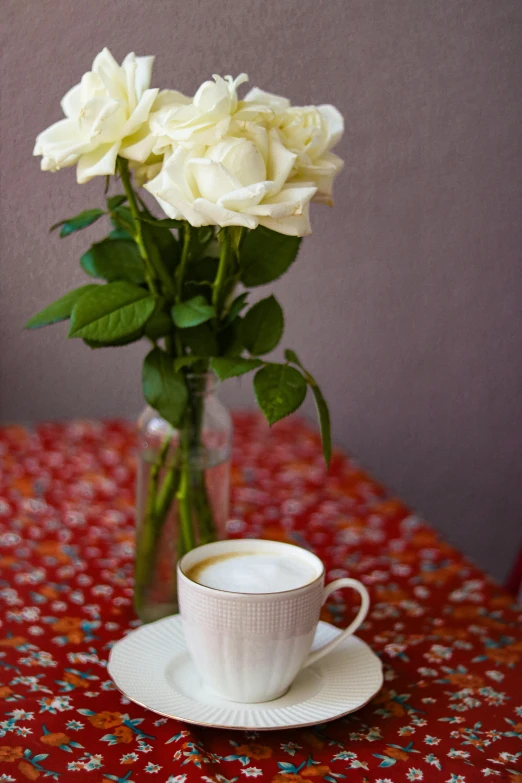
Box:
left=108, top=615, right=383, bottom=731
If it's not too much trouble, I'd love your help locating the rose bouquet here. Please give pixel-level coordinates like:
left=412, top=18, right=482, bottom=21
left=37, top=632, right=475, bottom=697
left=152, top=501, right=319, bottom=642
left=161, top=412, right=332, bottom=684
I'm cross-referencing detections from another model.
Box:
left=30, top=48, right=344, bottom=620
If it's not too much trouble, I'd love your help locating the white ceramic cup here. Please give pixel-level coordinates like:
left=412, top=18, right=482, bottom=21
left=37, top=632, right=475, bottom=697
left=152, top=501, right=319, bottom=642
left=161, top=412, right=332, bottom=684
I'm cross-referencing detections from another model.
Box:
left=177, top=538, right=370, bottom=703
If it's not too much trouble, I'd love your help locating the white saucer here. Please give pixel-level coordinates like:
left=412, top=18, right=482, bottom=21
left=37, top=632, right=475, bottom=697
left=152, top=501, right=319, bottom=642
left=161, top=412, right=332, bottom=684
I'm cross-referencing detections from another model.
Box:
left=108, top=615, right=383, bottom=731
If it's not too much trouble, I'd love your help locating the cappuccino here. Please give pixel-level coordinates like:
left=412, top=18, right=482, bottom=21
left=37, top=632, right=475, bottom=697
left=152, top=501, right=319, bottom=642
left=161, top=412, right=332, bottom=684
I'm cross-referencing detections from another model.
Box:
left=185, top=550, right=319, bottom=593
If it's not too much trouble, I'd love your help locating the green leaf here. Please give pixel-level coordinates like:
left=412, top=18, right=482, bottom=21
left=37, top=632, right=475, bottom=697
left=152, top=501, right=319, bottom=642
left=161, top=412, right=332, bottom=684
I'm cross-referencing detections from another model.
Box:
left=172, top=296, right=215, bottom=328
left=182, top=323, right=218, bottom=357
left=211, top=357, right=262, bottom=380
left=310, top=383, right=332, bottom=468
left=80, top=239, right=145, bottom=284
left=183, top=256, right=219, bottom=299
left=173, top=356, right=205, bottom=371
left=51, top=209, right=105, bottom=237
left=241, top=295, right=284, bottom=355
left=107, top=194, right=127, bottom=210
left=223, top=292, right=248, bottom=327
left=218, top=317, right=244, bottom=357
left=190, top=226, right=216, bottom=260
left=284, top=348, right=332, bottom=467
left=185, top=256, right=219, bottom=284
left=140, top=215, right=182, bottom=229
left=110, top=205, right=135, bottom=235
left=143, top=347, right=188, bottom=427
left=83, top=331, right=142, bottom=349
left=143, top=222, right=180, bottom=274
left=109, top=227, right=133, bottom=241
left=68, top=281, right=155, bottom=341
left=25, top=285, right=99, bottom=329
left=284, top=349, right=301, bottom=366
left=240, top=227, right=301, bottom=287
left=144, top=305, right=172, bottom=341
left=254, top=363, right=307, bottom=425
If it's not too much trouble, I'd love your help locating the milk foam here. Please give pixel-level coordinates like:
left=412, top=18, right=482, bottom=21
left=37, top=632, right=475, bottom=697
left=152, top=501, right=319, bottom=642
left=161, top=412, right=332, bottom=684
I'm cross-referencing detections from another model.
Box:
left=189, top=552, right=318, bottom=593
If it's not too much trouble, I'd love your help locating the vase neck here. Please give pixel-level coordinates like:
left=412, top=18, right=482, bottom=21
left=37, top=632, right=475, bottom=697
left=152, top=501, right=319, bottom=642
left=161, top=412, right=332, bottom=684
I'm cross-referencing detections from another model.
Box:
left=186, top=371, right=216, bottom=398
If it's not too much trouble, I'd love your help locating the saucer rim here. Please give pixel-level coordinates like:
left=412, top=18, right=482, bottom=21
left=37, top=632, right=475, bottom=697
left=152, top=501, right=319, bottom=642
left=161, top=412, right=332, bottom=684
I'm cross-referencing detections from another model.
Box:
left=108, top=616, right=384, bottom=731
left=110, top=682, right=381, bottom=731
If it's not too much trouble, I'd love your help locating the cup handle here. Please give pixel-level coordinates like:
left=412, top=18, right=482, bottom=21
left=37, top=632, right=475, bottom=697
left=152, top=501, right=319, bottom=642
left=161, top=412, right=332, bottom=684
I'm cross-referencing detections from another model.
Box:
left=304, top=578, right=370, bottom=667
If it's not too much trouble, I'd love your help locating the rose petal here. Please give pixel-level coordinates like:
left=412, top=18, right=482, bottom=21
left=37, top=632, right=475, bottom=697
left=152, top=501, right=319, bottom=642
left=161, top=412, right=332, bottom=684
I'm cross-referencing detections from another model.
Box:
left=243, top=87, right=290, bottom=113
left=78, top=97, right=126, bottom=143
left=318, top=104, right=344, bottom=149
left=294, top=152, right=343, bottom=201
left=192, top=198, right=257, bottom=229
left=145, top=148, right=202, bottom=222
left=120, top=126, right=156, bottom=163
left=187, top=158, right=242, bottom=202
left=122, top=88, right=159, bottom=138
left=92, top=48, right=127, bottom=102
left=131, top=54, right=154, bottom=102
left=248, top=183, right=316, bottom=220
left=60, top=84, right=83, bottom=119
left=219, top=182, right=271, bottom=211
left=258, top=209, right=312, bottom=236
left=76, top=142, right=119, bottom=183
left=267, top=129, right=297, bottom=196
left=253, top=183, right=316, bottom=235
left=34, top=119, right=91, bottom=170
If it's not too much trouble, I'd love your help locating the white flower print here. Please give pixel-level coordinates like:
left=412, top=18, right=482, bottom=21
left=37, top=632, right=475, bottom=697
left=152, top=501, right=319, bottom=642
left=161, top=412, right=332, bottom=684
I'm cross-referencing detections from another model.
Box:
left=120, top=752, right=138, bottom=763
left=14, top=726, right=32, bottom=736
left=66, top=720, right=84, bottom=731
left=6, top=709, right=34, bottom=721
left=333, top=750, right=357, bottom=760
left=280, top=742, right=302, bottom=756
left=448, top=748, right=470, bottom=759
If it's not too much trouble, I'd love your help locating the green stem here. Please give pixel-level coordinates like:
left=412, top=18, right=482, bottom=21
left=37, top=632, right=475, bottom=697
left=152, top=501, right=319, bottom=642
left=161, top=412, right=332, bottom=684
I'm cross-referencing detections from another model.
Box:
left=154, top=451, right=180, bottom=522
left=176, top=418, right=196, bottom=552
left=176, top=224, right=191, bottom=302
left=193, top=470, right=216, bottom=544
left=187, top=380, right=217, bottom=544
left=145, top=430, right=172, bottom=522
left=213, top=228, right=232, bottom=316
left=117, top=157, right=159, bottom=297
left=174, top=225, right=192, bottom=358
left=134, top=430, right=173, bottom=616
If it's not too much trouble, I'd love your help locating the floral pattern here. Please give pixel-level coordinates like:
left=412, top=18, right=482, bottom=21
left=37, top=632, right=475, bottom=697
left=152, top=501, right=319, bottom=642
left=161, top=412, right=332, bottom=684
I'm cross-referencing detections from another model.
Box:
left=0, top=413, right=521, bottom=781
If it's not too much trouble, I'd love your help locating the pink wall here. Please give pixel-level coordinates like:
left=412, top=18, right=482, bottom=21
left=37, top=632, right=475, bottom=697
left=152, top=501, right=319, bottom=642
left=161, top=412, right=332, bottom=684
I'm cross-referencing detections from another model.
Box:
left=1, top=0, right=521, bottom=580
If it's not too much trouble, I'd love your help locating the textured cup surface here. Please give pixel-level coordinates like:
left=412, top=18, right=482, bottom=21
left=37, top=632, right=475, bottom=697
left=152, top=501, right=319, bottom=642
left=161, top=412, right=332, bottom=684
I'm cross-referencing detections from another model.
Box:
left=178, top=539, right=324, bottom=703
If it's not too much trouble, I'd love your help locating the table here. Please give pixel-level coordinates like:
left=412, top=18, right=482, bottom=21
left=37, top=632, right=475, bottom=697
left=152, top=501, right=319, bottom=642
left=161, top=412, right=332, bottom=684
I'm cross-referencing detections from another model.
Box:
left=0, top=413, right=521, bottom=783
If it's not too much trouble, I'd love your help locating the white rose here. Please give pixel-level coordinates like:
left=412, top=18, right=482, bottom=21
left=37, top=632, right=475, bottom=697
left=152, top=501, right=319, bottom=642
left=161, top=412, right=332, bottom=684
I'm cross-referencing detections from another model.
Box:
left=151, top=73, right=248, bottom=152
left=145, top=128, right=317, bottom=236
left=243, top=88, right=344, bottom=204
left=33, top=48, right=159, bottom=183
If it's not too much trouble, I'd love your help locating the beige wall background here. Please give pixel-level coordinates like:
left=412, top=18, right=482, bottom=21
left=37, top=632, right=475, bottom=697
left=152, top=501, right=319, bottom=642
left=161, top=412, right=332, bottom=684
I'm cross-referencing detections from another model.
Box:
left=1, top=0, right=521, bottom=581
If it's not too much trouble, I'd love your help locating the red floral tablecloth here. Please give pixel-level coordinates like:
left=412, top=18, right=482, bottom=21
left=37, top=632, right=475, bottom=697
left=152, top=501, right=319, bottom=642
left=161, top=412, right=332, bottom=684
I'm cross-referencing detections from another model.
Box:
left=0, top=413, right=521, bottom=783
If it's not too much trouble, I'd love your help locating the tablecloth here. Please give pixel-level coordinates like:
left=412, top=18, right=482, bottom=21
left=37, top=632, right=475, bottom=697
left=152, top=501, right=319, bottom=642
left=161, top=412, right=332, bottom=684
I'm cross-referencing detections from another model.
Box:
left=0, top=413, right=521, bottom=783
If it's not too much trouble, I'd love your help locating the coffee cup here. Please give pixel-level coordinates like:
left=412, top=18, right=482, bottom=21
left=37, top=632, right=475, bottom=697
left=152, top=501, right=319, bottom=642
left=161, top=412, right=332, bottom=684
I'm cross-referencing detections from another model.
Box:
left=177, top=538, right=370, bottom=703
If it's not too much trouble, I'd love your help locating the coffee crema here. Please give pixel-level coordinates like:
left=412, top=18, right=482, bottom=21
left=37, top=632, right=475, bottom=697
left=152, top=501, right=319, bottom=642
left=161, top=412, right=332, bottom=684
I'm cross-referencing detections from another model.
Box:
left=184, top=551, right=319, bottom=593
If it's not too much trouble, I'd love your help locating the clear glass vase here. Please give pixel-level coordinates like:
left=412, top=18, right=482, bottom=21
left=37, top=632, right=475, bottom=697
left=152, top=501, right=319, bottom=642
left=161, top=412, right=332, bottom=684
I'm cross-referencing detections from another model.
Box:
left=134, top=373, right=232, bottom=622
